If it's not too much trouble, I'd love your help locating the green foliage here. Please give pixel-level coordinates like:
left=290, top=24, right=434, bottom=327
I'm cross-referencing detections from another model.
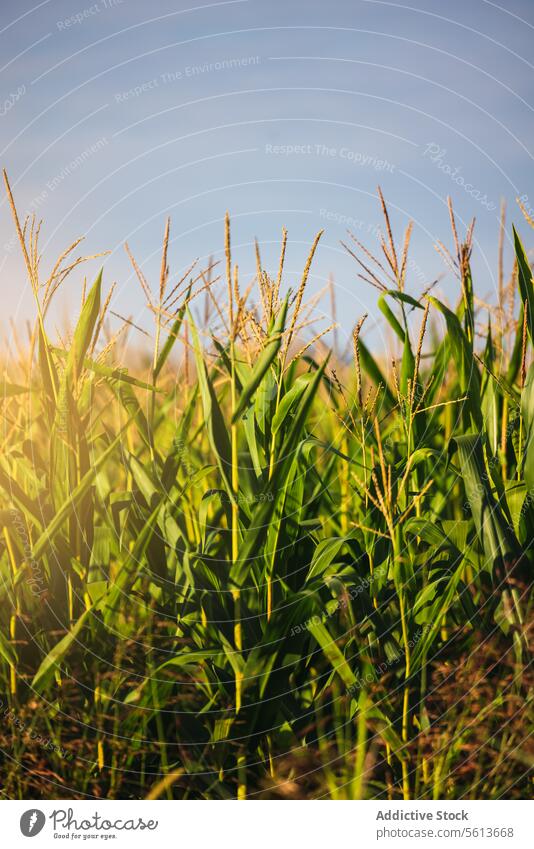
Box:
left=0, top=204, right=531, bottom=802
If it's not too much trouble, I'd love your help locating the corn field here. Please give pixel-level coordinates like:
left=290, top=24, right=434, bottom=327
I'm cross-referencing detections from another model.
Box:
left=0, top=170, right=532, bottom=800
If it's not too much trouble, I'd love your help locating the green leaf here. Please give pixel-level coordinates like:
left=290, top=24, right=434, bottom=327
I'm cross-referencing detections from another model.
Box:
left=307, top=618, right=356, bottom=687
left=231, top=356, right=328, bottom=586
left=0, top=630, right=17, bottom=667
left=378, top=294, right=405, bottom=343
left=429, top=296, right=482, bottom=429
left=38, top=322, right=58, bottom=414
left=154, top=284, right=191, bottom=379
left=32, top=608, right=93, bottom=693
left=384, top=290, right=424, bottom=311
left=272, top=373, right=313, bottom=435
left=514, top=226, right=534, bottom=346
left=65, top=270, right=102, bottom=386
left=103, top=501, right=162, bottom=618
left=188, top=310, right=233, bottom=496
left=507, top=304, right=525, bottom=385
left=454, top=433, right=518, bottom=571
left=52, top=348, right=162, bottom=393
left=232, top=298, right=288, bottom=423
left=307, top=534, right=360, bottom=582
left=521, top=362, right=534, bottom=495
left=31, top=420, right=133, bottom=560
left=308, top=619, right=406, bottom=758
left=410, top=563, right=465, bottom=671
left=481, top=321, right=500, bottom=455
left=112, top=380, right=151, bottom=447
left=357, top=339, right=395, bottom=406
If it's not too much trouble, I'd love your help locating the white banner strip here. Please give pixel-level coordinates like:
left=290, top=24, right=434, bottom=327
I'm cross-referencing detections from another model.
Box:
left=1, top=800, right=532, bottom=848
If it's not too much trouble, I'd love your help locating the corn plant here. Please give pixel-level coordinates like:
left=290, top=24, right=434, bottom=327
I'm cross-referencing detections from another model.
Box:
left=0, top=174, right=532, bottom=800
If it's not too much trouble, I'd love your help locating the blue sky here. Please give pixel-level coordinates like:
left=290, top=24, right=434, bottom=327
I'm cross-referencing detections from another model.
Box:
left=1, top=0, right=533, bottom=352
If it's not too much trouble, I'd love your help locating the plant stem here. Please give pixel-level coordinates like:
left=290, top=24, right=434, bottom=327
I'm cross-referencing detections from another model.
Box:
left=230, top=334, right=246, bottom=800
